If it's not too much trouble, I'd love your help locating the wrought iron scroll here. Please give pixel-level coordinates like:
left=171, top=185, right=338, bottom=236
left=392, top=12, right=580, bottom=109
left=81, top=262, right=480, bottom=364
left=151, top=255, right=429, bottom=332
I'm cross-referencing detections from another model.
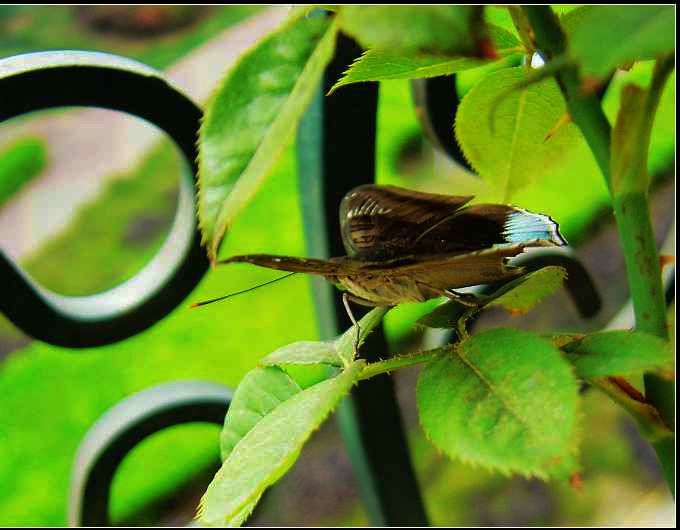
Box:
left=0, top=51, right=209, bottom=348
left=67, top=381, right=232, bottom=526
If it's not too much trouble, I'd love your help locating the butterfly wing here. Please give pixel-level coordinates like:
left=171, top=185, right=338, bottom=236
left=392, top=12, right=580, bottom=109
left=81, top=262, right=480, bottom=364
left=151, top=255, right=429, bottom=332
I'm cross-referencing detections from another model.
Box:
left=340, top=184, right=473, bottom=259
left=340, top=185, right=566, bottom=260
left=219, top=254, right=360, bottom=276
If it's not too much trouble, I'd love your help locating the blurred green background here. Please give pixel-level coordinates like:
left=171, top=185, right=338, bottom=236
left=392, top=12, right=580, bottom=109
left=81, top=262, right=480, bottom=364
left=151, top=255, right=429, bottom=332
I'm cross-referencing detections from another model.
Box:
left=0, top=5, right=675, bottom=526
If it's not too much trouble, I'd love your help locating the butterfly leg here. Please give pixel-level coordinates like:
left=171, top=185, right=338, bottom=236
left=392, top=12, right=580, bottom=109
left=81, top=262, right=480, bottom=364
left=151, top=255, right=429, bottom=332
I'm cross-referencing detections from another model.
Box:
left=342, top=292, right=361, bottom=356
left=444, top=288, right=482, bottom=307
left=416, top=280, right=481, bottom=307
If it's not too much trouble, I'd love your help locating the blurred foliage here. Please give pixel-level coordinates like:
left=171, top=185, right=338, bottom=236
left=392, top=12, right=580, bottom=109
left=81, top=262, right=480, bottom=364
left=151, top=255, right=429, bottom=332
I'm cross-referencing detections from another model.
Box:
left=0, top=137, right=47, bottom=206
left=0, top=5, right=260, bottom=67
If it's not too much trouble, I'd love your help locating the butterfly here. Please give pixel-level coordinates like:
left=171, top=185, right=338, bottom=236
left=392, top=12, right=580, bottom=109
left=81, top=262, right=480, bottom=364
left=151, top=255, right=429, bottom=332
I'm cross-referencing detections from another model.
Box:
left=211, top=184, right=567, bottom=308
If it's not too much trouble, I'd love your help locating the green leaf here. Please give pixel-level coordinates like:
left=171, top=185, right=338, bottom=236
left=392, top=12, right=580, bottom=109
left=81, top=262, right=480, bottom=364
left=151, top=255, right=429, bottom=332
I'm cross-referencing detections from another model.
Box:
left=329, top=25, right=521, bottom=91
left=199, top=361, right=364, bottom=527
left=220, top=367, right=301, bottom=461
left=487, top=265, right=567, bottom=313
left=569, top=6, right=675, bottom=79
left=334, top=306, right=390, bottom=365
left=559, top=6, right=596, bottom=36
left=338, top=6, right=487, bottom=57
left=260, top=341, right=342, bottom=367
left=590, top=377, right=672, bottom=442
left=416, top=299, right=467, bottom=330
left=198, top=14, right=338, bottom=260
left=455, top=67, right=580, bottom=200
left=417, top=266, right=567, bottom=329
left=259, top=307, right=389, bottom=369
left=564, top=330, right=673, bottom=379
left=417, top=328, right=580, bottom=479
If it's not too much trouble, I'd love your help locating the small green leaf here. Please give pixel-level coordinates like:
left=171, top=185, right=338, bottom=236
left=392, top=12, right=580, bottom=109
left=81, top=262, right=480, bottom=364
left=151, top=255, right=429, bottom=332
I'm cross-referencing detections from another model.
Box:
left=329, top=25, right=521, bottom=91
left=199, top=361, right=364, bottom=527
left=455, top=67, right=580, bottom=200
left=569, top=6, right=675, bottom=79
left=260, top=340, right=342, bottom=367
left=565, top=330, right=673, bottom=379
left=417, top=266, right=567, bottom=329
left=198, top=14, right=338, bottom=260
left=338, top=6, right=487, bottom=57
left=416, top=299, right=468, bottom=330
left=220, top=367, right=301, bottom=461
left=260, top=307, right=389, bottom=369
left=334, top=307, right=390, bottom=365
left=417, top=328, right=580, bottom=479
left=590, top=377, right=672, bottom=442
left=488, top=265, right=567, bottom=313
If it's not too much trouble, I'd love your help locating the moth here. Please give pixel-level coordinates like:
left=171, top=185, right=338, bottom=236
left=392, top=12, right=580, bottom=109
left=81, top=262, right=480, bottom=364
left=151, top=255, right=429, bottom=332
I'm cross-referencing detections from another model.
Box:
left=213, top=184, right=566, bottom=308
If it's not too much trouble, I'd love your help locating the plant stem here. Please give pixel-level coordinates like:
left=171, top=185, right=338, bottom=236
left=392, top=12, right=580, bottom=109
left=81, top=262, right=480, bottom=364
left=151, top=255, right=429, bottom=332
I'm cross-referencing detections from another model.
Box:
left=523, top=5, right=675, bottom=495
left=522, top=6, right=612, bottom=186
left=359, top=348, right=444, bottom=381
left=507, top=6, right=535, bottom=53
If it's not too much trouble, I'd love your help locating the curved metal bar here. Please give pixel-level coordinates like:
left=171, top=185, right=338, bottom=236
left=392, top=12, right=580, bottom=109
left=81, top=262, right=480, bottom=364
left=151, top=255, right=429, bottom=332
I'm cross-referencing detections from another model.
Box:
left=411, top=75, right=471, bottom=168
left=0, top=51, right=209, bottom=348
left=68, top=380, right=232, bottom=527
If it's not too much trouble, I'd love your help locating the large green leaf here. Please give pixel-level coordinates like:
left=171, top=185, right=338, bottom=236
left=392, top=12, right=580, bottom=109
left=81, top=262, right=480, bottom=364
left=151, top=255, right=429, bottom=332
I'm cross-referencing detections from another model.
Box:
left=455, top=67, right=581, bottom=200
left=198, top=14, right=338, bottom=260
left=568, top=6, right=675, bottom=79
left=338, top=6, right=487, bottom=57
left=220, top=366, right=301, bottom=461
left=417, top=328, right=580, bottom=479
left=199, top=361, right=364, bottom=527
left=564, top=330, right=673, bottom=379
left=259, top=306, right=389, bottom=368
left=329, top=25, right=521, bottom=92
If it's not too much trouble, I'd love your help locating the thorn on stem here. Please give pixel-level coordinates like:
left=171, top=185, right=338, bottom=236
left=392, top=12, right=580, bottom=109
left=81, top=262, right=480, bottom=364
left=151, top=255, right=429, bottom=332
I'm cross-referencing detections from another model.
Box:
left=569, top=472, right=583, bottom=491
left=659, top=254, right=675, bottom=270
left=544, top=112, right=573, bottom=142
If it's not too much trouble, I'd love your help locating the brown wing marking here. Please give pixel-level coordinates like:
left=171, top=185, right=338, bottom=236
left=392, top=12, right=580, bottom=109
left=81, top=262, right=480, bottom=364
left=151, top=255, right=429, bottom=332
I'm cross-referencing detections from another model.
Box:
left=340, top=184, right=474, bottom=259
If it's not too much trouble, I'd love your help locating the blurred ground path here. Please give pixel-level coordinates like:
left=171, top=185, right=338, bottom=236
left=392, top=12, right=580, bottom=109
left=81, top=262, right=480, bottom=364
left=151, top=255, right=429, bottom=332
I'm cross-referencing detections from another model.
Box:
left=0, top=7, right=288, bottom=260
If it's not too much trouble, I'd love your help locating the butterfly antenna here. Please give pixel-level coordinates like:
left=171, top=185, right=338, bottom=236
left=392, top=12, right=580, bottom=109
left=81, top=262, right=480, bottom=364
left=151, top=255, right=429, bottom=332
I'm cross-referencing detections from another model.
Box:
left=190, top=272, right=297, bottom=308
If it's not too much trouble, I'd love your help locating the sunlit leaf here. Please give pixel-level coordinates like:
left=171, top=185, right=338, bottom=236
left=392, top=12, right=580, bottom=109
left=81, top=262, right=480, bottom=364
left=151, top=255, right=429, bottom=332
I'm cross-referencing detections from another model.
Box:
left=338, top=6, right=487, bottom=57
left=330, top=25, right=521, bottom=91
left=198, top=14, right=338, bottom=260
left=564, top=330, right=673, bottom=379
left=200, top=361, right=364, bottom=527
left=417, top=328, right=580, bottom=479
left=220, top=367, right=301, bottom=460
left=569, top=6, right=674, bottom=79
left=260, top=341, right=342, bottom=367
left=455, top=67, right=581, bottom=200
left=259, top=307, right=389, bottom=369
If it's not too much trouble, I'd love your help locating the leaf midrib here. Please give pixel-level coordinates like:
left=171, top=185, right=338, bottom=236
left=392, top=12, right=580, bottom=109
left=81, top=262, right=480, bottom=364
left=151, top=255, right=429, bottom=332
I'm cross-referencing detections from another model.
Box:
left=455, top=346, right=545, bottom=443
